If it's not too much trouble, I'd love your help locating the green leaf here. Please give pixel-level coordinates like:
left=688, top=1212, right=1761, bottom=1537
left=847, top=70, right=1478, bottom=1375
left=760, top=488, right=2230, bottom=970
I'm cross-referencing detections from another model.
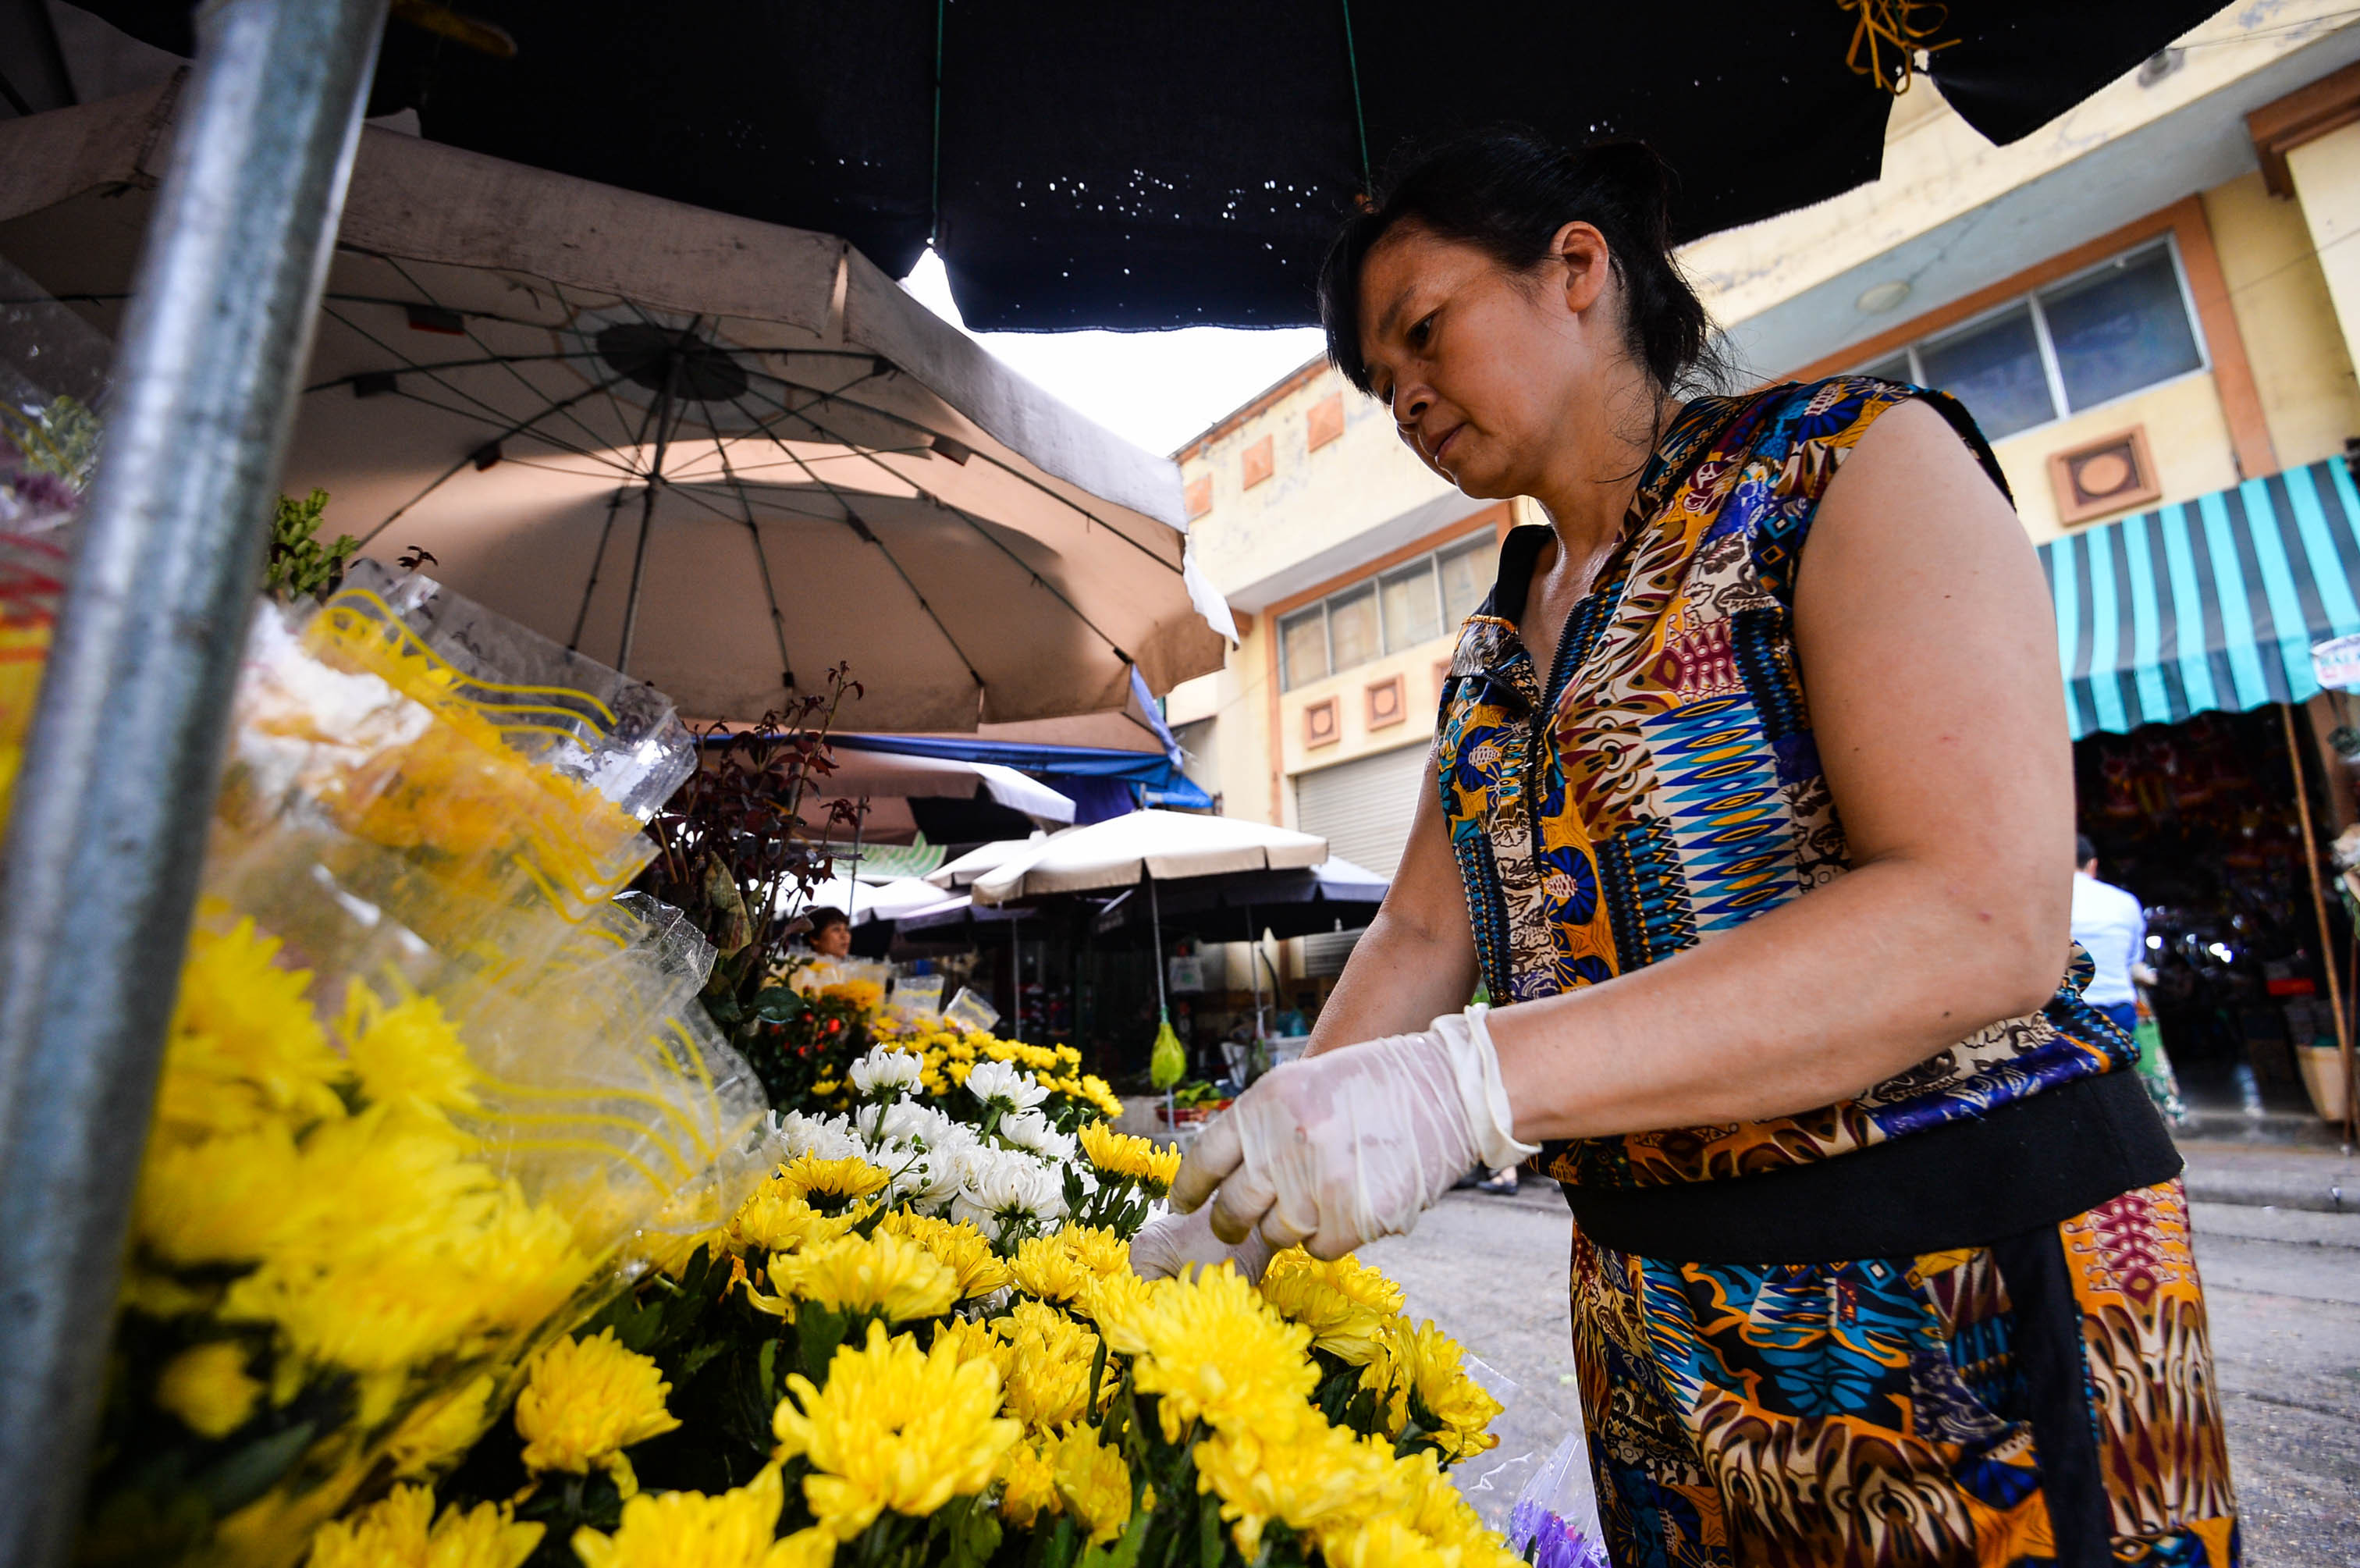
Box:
left=1078, top=1504, right=1154, bottom=1568
left=190, top=1420, right=314, bottom=1516
left=795, top=1306, right=851, bottom=1379
left=757, top=1337, right=779, bottom=1402
left=752, top=986, right=807, bottom=1022
left=1198, top=1492, right=1224, bottom=1568
left=677, top=1336, right=730, bottom=1381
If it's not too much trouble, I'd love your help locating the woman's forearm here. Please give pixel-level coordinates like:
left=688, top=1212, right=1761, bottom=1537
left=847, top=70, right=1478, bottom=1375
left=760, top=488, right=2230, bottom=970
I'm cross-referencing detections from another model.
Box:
left=1484, top=852, right=2063, bottom=1143
left=1305, top=903, right=1478, bottom=1057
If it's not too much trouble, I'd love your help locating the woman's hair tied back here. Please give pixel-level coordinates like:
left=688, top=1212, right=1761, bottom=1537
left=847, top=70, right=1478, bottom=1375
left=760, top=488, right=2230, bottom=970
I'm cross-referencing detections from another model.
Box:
left=1318, top=126, right=1723, bottom=399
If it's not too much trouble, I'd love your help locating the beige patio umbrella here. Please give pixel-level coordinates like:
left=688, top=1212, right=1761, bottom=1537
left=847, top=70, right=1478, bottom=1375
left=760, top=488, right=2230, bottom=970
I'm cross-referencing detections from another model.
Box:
left=0, top=83, right=1234, bottom=731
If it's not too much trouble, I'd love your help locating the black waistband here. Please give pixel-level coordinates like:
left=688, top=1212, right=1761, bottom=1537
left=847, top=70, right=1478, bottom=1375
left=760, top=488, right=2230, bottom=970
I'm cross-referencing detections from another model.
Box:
left=1559, top=1068, right=2181, bottom=1264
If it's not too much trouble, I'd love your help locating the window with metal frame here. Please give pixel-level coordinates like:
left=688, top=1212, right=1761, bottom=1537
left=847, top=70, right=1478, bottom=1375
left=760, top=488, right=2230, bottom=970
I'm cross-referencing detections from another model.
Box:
left=1856, top=240, right=2206, bottom=442
left=1277, top=529, right=1500, bottom=691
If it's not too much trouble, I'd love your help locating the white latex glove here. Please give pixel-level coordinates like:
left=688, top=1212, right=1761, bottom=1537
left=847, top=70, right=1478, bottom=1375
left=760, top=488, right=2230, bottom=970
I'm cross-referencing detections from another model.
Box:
left=1168, top=1005, right=1537, bottom=1260
left=1128, top=1202, right=1276, bottom=1282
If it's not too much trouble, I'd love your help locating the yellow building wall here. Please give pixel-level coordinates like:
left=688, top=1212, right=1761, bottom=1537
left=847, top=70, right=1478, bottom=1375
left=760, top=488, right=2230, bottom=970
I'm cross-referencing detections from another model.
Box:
left=1274, top=631, right=1455, bottom=784
left=2284, top=122, right=2360, bottom=418
left=1992, top=372, right=2241, bottom=545
left=2205, top=169, right=2360, bottom=471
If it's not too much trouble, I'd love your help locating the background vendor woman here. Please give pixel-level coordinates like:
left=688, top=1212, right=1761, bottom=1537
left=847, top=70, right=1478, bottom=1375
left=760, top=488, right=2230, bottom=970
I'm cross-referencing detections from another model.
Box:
left=1141, top=130, right=2237, bottom=1566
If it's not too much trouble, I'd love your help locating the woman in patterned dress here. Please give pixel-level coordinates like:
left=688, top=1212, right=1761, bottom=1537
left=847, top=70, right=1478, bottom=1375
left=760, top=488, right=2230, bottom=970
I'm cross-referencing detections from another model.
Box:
left=1151, top=131, right=2238, bottom=1566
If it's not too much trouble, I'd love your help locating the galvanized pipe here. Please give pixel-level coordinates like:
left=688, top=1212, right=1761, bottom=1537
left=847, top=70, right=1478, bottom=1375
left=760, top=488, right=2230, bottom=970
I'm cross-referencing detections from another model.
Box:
left=0, top=0, right=386, bottom=1559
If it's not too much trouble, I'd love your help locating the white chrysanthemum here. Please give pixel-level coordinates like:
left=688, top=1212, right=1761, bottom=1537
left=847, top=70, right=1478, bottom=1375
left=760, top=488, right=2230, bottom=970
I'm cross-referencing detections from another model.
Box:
left=887, top=1149, right=965, bottom=1211
left=965, top=1058, right=1050, bottom=1115
left=848, top=1044, right=926, bottom=1098
left=995, top=1108, right=1075, bottom=1161
left=865, top=1098, right=955, bottom=1150
left=772, top=1109, right=862, bottom=1162
left=951, top=1146, right=1064, bottom=1241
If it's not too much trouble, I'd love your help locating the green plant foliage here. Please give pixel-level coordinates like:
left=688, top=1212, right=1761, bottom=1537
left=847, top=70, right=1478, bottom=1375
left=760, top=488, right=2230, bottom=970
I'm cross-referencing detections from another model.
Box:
left=263, top=489, right=359, bottom=603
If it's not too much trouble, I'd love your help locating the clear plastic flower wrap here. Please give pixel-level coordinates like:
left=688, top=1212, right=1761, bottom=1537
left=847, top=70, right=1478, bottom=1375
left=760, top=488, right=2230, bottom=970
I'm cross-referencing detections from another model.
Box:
left=79, top=570, right=772, bottom=1568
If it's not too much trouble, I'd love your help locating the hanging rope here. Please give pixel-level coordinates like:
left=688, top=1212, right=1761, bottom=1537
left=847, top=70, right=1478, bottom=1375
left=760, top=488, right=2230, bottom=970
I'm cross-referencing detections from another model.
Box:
left=929, top=0, right=947, bottom=247
left=1338, top=0, right=1372, bottom=196
left=1839, top=0, right=1957, bottom=96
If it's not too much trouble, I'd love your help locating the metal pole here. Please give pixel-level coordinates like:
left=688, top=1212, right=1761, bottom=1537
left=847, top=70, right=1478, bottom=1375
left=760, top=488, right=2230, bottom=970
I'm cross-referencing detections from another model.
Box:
left=0, top=1, right=386, bottom=1558
left=2281, top=703, right=2355, bottom=1139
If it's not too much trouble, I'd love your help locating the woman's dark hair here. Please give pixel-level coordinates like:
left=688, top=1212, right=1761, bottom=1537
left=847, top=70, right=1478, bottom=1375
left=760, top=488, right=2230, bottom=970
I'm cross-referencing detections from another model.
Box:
left=1318, top=128, right=1722, bottom=399
left=2075, top=834, right=2098, bottom=868
left=805, top=905, right=849, bottom=933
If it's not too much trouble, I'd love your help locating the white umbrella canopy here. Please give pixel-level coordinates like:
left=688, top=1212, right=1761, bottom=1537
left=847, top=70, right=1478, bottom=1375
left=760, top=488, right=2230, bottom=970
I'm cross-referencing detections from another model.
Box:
left=926, top=835, right=1049, bottom=891
left=0, top=85, right=1235, bottom=731
left=808, top=748, right=1074, bottom=829
left=970, top=810, right=1329, bottom=905
left=798, top=873, right=964, bottom=927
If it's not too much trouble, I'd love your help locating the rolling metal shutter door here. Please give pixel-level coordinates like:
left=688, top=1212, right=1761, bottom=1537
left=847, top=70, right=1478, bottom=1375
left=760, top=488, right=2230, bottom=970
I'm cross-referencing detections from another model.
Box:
left=1292, top=741, right=1431, bottom=972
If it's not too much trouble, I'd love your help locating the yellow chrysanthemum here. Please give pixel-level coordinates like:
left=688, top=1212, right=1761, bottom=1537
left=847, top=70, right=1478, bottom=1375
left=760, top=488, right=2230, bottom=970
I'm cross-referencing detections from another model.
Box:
left=570, top=1463, right=833, bottom=1568
left=995, top=1438, right=1060, bottom=1530
left=137, top=1122, right=303, bottom=1265
left=1008, top=1233, right=1092, bottom=1305
left=387, top=1374, right=493, bottom=1478
left=307, top=1486, right=543, bottom=1568
left=155, top=1342, right=261, bottom=1439
left=1076, top=1122, right=1181, bottom=1193
left=1050, top=1424, right=1132, bottom=1546
left=149, top=916, right=347, bottom=1145
left=770, top=1153, right=890, bottom=1212
left=1095, top=1265, right=1317, bottom=1443
left=995, top=1299, right=1099, bottom=1428
left=1057, top=1225, right=1132, bottom=1281
left=761, top=1229, right=958, bottom=1324
left=1360, top=1318, right=1503, bottom=1460
left=876, top=1211, right=1012, bottom=1299
left=1257, top=1249, right=1402, bottom=1366
left=931, top=1314, right=1011, bottom=1383
left=1192, top=1422, right=1391, bottom=1561
left=336, top=986, right=478, bottom=1122
left=771, top=1320, right=1021, bottom=1539
left=516, top=1328, right=681, bottom=1497
left=728, top=1180, right=869, bottom=1257
left=818, top=980, right=885, bottom=1013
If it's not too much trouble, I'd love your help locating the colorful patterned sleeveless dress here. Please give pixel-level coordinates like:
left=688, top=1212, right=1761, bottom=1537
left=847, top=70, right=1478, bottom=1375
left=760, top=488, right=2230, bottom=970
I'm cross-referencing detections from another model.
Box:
left=1433, top=378, right=2237, bottom=1566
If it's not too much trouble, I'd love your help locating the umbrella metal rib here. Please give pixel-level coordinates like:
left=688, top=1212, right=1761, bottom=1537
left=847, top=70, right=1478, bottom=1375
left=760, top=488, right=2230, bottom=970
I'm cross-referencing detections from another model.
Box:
left=746, top=382, right=1138, bottom=664
left=704, top=418, right=798, bottom=699
left=719, top=384, right=990, bottom=700
left=385, top=255, right=624, bottom=461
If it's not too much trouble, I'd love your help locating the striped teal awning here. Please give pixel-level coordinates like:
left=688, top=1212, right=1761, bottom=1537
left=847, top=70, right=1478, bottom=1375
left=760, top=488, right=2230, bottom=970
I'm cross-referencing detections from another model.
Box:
left=2040, top=457, right=2360, bottom=739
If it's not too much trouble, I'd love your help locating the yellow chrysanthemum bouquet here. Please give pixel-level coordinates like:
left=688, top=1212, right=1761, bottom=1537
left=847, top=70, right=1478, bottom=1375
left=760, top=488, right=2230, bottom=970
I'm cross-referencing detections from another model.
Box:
left=77, top=564, right=772, bottom=1568
left=357, top=1015, right=1518, bottom=1568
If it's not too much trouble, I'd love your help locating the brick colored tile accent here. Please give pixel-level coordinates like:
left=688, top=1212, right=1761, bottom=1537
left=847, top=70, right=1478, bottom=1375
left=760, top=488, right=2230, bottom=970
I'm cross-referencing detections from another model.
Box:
left=1183, top=475, right=1213, bottom=520
left=1304, top=695, right=1340, bottom=748
left=1306, top=393, right=1345, bottom=452
left=1366, top=673, right=1406, bottom=730
left=1241, top=434, right=1275, bottom=489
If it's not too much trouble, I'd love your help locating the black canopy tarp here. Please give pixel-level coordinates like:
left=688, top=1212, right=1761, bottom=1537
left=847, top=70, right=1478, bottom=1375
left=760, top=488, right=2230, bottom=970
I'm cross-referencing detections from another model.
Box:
left=73, top=0, right=2223, bottom=329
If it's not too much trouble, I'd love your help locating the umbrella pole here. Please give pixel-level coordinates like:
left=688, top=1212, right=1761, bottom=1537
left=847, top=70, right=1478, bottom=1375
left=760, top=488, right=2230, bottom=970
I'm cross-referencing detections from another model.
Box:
left=845, top=807, right=864, bottom=931
left=1152, top=877, right=1174, bottom=1126
left=1245, top=902, right=1264, bottom=1044
left=614, top=355, right=683, bottom=676
left=1010, top=915, right=1021, bottom=1042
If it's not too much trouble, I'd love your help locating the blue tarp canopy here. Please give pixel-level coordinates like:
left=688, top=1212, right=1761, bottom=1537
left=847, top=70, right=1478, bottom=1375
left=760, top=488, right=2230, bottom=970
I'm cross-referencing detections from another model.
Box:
left=833, top=733, right=1214, bottom=814
left=2041, top=457, right=2360, bottom=739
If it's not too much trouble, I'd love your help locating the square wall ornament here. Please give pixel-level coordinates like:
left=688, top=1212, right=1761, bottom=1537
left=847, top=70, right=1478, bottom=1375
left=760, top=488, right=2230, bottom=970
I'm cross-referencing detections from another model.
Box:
left=1366, top=673, right=1406, bottom=729
left=2049, top=425, right=2162, bottom=527
left=1306, top=393, right=1345, bottom=451
left=1242, top=434, right=1275, bottom=489
left=1183, top=475, right=1212, bottom=520
left=1304, top=695, right=1340, bottom=748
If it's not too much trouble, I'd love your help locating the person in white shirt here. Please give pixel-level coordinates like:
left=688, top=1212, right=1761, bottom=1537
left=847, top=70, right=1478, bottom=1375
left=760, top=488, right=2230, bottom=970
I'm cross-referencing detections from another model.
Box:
left=2070, top=834, right=2145, bottom=1036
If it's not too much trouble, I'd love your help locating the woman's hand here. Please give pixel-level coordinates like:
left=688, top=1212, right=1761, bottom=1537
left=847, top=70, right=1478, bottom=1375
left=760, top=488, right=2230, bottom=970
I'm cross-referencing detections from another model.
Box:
left=1168, top=1008, right=1536, bottom=1259
left=1128, top=1203, right=1276, bottom=1282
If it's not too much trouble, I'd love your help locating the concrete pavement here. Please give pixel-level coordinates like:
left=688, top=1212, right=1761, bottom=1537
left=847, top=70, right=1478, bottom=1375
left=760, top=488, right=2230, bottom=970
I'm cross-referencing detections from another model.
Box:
left=1359, top=1182, right=2360, bottom=1565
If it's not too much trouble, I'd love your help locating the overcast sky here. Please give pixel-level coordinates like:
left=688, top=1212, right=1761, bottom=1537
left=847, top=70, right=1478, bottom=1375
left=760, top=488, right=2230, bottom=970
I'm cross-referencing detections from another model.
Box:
left=900, top=251, right=1327, bottom=458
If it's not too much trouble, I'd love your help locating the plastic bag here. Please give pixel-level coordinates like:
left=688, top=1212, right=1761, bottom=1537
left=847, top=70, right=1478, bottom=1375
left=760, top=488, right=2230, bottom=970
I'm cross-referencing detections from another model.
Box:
left=84, top=578, right=769, bottom=1568
left=1508, top=1424, right=1611, bottom=1568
